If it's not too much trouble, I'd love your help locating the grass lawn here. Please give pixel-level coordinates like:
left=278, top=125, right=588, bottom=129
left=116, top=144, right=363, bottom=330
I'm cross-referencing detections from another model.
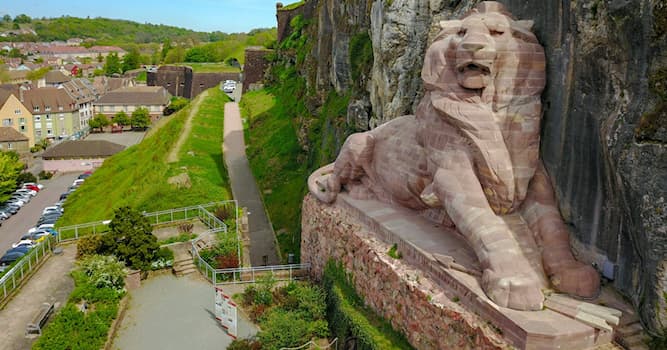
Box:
left=174, top=62, right=241, bottom=73
left=240, top=89, right=308, bottom=261
left=58, top=88, right=232, bottom=227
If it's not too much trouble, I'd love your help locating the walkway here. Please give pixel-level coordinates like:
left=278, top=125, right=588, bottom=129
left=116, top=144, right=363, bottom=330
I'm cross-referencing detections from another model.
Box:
left=0, top=244, right=76, bottom=350
left=112, top=273, right=257, bottom=350
left=167, top=90, right=209, bottom=163
left=223, top=103, right=280, bottom=266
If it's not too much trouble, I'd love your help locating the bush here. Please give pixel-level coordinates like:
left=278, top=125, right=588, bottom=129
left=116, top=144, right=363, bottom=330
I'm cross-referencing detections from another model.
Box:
left=257, top=309, right=312, bottom=349
left=150, top=247, right=175, bottom=270
left=228, top=338, right=262, bottom=350
left=323, top=260, right=413, bottom=350
left=213, top=203, right=234, bottom=222
left=38, top=170, right=53, bottom=179
left=16, top=171, right=37, bottom=185
left=76, top=255, right=126, bottom=294
left=76, top=234, right=104, bottom=258
left=99, top=206, right=159, bottom=270
left=178, top=222, right=194, bottom=233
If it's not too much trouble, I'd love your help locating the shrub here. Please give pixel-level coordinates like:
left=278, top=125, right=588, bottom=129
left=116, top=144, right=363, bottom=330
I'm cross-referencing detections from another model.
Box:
left=214, top=203, right=234, bottom=222
left=16, top=171, right=37, bottom=185
left=228, top=339, right=262, bottom=350
left=257, top=309, right=312, bottom=349
left=76, top=234, right=104, bottom=258
left=100, top=206, right=159, bottom=270
left=76, top=255, right=126, bottom=294
left=151, top=247, right=175, bottom=270
left=178, top=222, right=194, bottom=233
left=323, top=260, right=413, bottom=350
left=38, top=170, right=53, bottom=179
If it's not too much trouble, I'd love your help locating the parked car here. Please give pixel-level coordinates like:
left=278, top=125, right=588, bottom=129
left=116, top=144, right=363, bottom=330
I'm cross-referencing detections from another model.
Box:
left=12, top=240, right=36, bottom=249
left=77, top=173, right=92, bottom=180
left=59, top=193, right=69, bottom=201
left=7, top=245, right=31, bottom=254
left=1, top=204, right=19, bottom=214
left=6, top=198, right=27, bottom=207
left=29, top=223, right=55, bottom=233
left=22, top=182, right=44, bottom=190
left=0, top=251, right=26, bottom=269
left=22, top=184, right=40, bottom=192
left=0, top=211, right=10, bottom=220
left=72, top=179, right=85, bottom=187
left=15, top=188, right=37, bottom=197
left=21, top=231, right=50, bottom=243
left=42, top=207, right=63, bottom=216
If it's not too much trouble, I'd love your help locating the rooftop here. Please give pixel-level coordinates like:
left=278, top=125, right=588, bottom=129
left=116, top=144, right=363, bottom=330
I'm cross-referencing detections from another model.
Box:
left=95, top=86, right=171, bottom=106
left=0, top=127, right=28, bottom=142
left=22, top=88, right=77, bottom=113
left=42, top=140, right=125, bottom=159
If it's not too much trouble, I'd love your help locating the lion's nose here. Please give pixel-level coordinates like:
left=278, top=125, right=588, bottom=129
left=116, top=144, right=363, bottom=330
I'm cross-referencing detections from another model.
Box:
left=461, top=34, right=489, bottom=51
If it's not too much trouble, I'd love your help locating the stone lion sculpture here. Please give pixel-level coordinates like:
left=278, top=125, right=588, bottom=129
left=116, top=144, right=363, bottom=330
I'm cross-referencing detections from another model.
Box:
left=308, top=1, right=600, bottom=311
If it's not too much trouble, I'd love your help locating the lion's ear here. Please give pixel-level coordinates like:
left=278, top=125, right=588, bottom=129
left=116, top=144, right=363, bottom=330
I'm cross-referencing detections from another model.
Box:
left=439, top=20, right=462, bottom=32
left=514, top=20, right=534, bottom=32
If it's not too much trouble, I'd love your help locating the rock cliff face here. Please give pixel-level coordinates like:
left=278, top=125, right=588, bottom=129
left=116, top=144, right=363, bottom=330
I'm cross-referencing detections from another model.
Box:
left=290, top=0, right=666, bottom=332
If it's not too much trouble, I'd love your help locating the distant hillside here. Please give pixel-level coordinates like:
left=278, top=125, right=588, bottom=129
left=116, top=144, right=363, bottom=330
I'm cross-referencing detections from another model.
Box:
left=0, top=16, right=274, bottom=45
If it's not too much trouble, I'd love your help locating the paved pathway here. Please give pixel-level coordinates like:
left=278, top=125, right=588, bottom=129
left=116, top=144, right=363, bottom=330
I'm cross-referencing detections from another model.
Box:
left=0, top=244, right=76, bottom=350
left=167, top=90, right=209, bottom=163
left=223, top=103, right=280, bottom=266
left=112, top=273, right=257, bottom=350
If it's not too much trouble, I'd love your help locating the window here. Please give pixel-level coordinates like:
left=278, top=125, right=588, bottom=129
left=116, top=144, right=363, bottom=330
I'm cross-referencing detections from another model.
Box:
left=36, top=130, right=41, bottom=137
left=19, top=118, right=25, bottom=124
left=59, top=106, right=64, bottom=111
left=2, top=118, right=12, bottom=126
left=47, top=129, right=53, bottom=135
left=45, top=115, right=51, bottom=120
left=35, top=122, right=41, bottom=129
left=19, top=125, right=26, bottom=131
left=34, top=116, right=41, bottom=122
left=46, top=122, right=53, bottom=128
left=7, top=143, right=12, bottom=149
left=45, top=106, right=51, bottom=112
left=14, top=109, right=21, bottom=115
left=33, top=106, right=40, bottom=112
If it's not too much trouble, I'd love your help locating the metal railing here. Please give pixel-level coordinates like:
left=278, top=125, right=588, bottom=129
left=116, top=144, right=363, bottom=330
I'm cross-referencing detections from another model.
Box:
left=191, top=238, right=309, bottom=285
left=280, top=338, right=338, bottom=350
left=0, top=238, right=53, bottom=302
left=57, top=201, right=236, bottom=242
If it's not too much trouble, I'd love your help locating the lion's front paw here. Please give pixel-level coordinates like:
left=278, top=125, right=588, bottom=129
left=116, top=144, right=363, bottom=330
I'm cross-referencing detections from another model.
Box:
left=482, top=269, right=544, bottom=311
left=549, top=262, right=600, bottom=299
left=311, top=174, right=338, bottom=203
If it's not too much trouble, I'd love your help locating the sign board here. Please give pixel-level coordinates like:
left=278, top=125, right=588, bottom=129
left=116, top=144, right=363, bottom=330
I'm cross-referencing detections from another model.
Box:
left=215, top=287, right=237, bottom=339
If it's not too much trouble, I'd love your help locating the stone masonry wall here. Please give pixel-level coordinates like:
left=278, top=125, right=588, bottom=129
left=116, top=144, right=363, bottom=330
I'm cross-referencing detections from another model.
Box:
left=242, top=48, right=273, bottom=93
left=301, top=195, right=511, bottom=350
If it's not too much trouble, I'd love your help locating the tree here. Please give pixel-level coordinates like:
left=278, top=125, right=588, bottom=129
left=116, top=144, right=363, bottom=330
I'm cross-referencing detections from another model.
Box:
left=131, top=107, right=151, bottom=130
left=16, top=171, right=37, bottom=186
left=113, top=111, right=130, bottom=127
left=121, top=46, right=140, bottom=73
left=13, top=14, right=32, bottom=24
left=0, top=151, right=24, bottom=202
left=164, top=46, right=185, bottom=64
left=160, top=39, right=172, bottom=62
left=89, top=113, right=110, bottom=132
left=1, top=15, right=11, bottom=24
left=100, top=206, right=159, bottom=270
left=104, top=52, right=122, bottom=76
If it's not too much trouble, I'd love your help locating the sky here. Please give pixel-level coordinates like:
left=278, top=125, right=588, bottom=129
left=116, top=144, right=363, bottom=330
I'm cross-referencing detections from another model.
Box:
left=1, top=0, right=281, bottom=33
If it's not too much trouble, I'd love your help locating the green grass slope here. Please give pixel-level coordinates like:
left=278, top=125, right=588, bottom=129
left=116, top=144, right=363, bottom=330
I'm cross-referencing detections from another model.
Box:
left=58, top=88, right=232, bottom=226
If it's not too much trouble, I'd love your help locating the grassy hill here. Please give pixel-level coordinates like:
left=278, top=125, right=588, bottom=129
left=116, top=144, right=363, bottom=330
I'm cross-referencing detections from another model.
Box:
left=58, top=88, right=232, bottom=226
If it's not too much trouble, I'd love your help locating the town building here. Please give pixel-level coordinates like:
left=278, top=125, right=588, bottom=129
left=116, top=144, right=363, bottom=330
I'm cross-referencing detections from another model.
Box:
left=41, top=140, right=125, bottom=172
left=93, top=86, right=171, bottom=121
left=62, top=78, right=98, bottom=137
left=0, top=86, right=35, bottom=146
left=21, top=87, right=80, bottom=141
left=0, top=126, right=29, bottom=153
left=147, top=65, right=239, bottom=99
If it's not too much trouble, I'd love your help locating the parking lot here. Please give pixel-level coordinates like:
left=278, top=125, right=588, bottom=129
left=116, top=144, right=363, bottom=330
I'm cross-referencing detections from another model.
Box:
left=0, top=172, right=79, bottom=255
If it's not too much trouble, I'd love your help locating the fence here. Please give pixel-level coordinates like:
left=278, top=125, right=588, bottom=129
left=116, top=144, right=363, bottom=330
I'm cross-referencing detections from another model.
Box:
left=191, top=238, right=309, bottom=285
left=0, top=238, right=53, bottom=302
left=57, top=201, right=236, bottom=242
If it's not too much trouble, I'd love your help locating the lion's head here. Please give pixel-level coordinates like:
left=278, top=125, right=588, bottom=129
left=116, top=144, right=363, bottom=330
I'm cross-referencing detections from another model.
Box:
left=422, top=1, right=546, bottom=111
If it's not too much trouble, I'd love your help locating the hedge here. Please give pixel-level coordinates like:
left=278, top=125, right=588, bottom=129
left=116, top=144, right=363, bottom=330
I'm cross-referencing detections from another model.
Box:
left=322, top=260, right=413, bottom=350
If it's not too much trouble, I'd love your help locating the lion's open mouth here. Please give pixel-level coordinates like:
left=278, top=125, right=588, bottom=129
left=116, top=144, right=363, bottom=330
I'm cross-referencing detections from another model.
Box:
left=457, top=62, right=491, bottom=75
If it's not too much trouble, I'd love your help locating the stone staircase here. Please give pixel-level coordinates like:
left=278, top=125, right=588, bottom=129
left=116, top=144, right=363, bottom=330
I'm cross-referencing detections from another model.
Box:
left=170, top=242, right=198, bottom=277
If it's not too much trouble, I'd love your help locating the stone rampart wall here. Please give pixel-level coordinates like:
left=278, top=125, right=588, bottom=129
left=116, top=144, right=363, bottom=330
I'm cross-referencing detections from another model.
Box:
left=301, top=195, right=510, bottom=350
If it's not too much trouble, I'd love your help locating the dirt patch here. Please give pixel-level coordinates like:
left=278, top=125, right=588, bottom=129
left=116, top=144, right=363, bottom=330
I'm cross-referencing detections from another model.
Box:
left=152, top=221, right=210, bottom=241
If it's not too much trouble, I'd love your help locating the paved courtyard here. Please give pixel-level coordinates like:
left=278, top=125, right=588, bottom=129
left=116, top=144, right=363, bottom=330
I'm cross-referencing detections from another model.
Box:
left=112, top=273, right=257, bottom=350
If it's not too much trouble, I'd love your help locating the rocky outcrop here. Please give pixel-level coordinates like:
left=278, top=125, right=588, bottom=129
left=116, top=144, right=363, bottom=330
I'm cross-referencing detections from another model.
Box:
left=285, top=0, right=666, bottom=333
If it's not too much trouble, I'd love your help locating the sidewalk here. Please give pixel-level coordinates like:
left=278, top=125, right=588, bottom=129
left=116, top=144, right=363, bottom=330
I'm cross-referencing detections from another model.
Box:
left=112, top=273, right=257, bottom=350
left=0, top=244, right=76, bottom=350
left=223, top=102, right=280, bottom=266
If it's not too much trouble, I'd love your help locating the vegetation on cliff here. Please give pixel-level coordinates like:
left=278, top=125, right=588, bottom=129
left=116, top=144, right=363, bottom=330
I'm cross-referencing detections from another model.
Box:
left=58, top=88, right=232, bottom=226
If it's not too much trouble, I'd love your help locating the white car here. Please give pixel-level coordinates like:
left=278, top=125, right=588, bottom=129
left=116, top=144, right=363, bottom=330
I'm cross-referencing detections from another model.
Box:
left=72, top=179, right=85, bottom=187
left=28, top=223, right=55, bottom=234
left=223, top=84, right=235, bottom=93
left=12, top=240, right=36, bottom=249
left=42, top=206, right=63, bottom=215
left=15, top=189, right=36, bottom=197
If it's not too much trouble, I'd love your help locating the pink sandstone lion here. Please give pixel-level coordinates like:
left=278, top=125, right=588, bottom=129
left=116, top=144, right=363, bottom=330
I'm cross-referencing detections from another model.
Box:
left=308, top=1, right=599, bottom=311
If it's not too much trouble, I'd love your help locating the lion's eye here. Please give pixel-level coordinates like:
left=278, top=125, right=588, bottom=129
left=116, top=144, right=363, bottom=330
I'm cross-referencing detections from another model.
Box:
left=457, top=28, right=466, bottom=36
left=490, top=30, right=504, bottom=36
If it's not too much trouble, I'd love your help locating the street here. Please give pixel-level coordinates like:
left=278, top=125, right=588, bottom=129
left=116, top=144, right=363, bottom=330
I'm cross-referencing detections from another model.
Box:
left=0, top=172, right=79, bottom=256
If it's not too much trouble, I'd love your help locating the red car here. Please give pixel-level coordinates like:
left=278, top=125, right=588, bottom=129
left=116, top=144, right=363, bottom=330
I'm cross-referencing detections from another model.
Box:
left=22, top=184, right=40, bottom=192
